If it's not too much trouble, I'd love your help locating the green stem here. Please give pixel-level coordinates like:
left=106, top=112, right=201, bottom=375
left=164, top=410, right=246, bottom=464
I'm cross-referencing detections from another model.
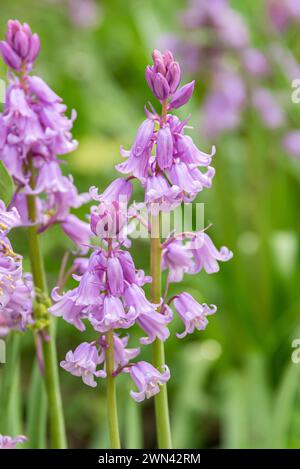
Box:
left=26, top=189, right=67, bottom=449
left=0, top=333, right=21, bottom=435
left=105, top=330, right=121, bottom=449
left=151, top=214, right=172, bottom=449
left=26, top=361, right=47, bottom=448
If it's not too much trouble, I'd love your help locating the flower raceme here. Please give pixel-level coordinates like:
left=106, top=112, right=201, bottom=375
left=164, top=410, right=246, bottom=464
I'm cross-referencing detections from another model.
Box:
left=116, top=49, right=216, bottom=213
left=0, top=20, right=90, bottom=253
left=0, top=20, right=40, bottom=71
left=0, top=17, right=232, bottom=446
left=50, top=49, right=232, bottom=409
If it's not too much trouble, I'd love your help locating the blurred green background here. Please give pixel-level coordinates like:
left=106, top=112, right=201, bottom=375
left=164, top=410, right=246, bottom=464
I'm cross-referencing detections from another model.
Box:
left=1, top=0, right=300, bottom=449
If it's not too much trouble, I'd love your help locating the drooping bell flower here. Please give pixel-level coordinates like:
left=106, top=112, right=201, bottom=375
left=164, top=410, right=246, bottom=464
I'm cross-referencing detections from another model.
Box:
left=161, top=239, right=193, bottom=282
left=90, top=178, right=133, bottom=204
left=60, top=342, right=106, bottom=388
left=89, top=295, right=138, bottom=333
left=124, top=361, right=170, bottom=402
left=137, top=306, right=172, bottom=345
left=123, top=283, right=159, bottom=317
left=144, top=174, right=182, bottom=214
left=172, top=292, right=217, bottom=339
left=188, top=232, right=233, bottom=274
left=61, top=215, right=92, bottom=254
left=49, top=287, right=87, bottom=331
left=106, top=256, right=124, bottom=296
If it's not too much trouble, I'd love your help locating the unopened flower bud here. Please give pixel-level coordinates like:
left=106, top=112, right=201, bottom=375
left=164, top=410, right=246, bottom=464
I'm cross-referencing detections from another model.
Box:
left=166, top=61, right=181, bottom=93
left=152, top=73, right=170, bottom=101
left=169, top=81, right=195, bottom=109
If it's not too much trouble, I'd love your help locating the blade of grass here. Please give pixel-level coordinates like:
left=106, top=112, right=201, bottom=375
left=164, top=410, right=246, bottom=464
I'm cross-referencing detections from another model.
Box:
left=25, top=361, right=47, bottom=448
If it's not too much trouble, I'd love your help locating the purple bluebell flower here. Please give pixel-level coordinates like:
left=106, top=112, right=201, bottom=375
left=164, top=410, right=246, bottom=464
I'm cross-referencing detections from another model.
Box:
left=90, top=178, right=133, bottom=204
left=60, top=342, right=106, bottom=387
left=176, top=134, right=215, bottom=166
left=167, top=161, right=211, bottom=202
left=106, top=256, right=124, bottom=296
left=49, top=287, right=87, bottom=331
left=116, top=250, right=137, bottom=284
left=132, top=119, right=155, bottom=157
left=89, top=295, right=138, bottom=332
left=172, top=292, right=217, bottom=339
left=32, top=161, right=73, bottom=195
left=188, top=233, right=233, bottom=274
left=137, top=307, right=172, bottom=345
left=116, top=120, right=155, bottom=182
left=123, top=283, right=159, bottom=317
left=125, top=361, right=170, bottom=402
left=0, top=434, right=27, bottom=449
left=144, top=174, right=182, bottom=214
left=74, top=264, right=104, bottom=306
left=161, top=239, right=193, bottom=282
left=61, top=214, right=92, bottom=254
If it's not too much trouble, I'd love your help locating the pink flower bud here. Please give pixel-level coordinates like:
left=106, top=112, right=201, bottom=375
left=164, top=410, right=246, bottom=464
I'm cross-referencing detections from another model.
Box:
left=152, top=49, right=166, bottom=74
left=156, top=126, right=173, bottom=170
left=169, top=81, right=195, bottom=109
left=152, top=73, right=170, bottom=101
left=0, top=20, right=40, bottom=71
left=0, top=41, right=22, bottom=70
left=145, top=65, right=155, bottom=95
left=166, top=61, right=181, bottom=93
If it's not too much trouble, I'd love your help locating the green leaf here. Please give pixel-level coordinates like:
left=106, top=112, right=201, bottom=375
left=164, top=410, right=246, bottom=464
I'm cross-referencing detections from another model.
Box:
left=0, top=161, right=14, bottom=206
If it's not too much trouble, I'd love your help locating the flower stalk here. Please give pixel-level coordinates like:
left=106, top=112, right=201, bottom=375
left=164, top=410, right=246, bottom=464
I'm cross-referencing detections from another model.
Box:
left=26, top=165, right=67, bottom=449
left=151, top=213, right=172, bottom=448
left=105, top=330, right=121, bottom=449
